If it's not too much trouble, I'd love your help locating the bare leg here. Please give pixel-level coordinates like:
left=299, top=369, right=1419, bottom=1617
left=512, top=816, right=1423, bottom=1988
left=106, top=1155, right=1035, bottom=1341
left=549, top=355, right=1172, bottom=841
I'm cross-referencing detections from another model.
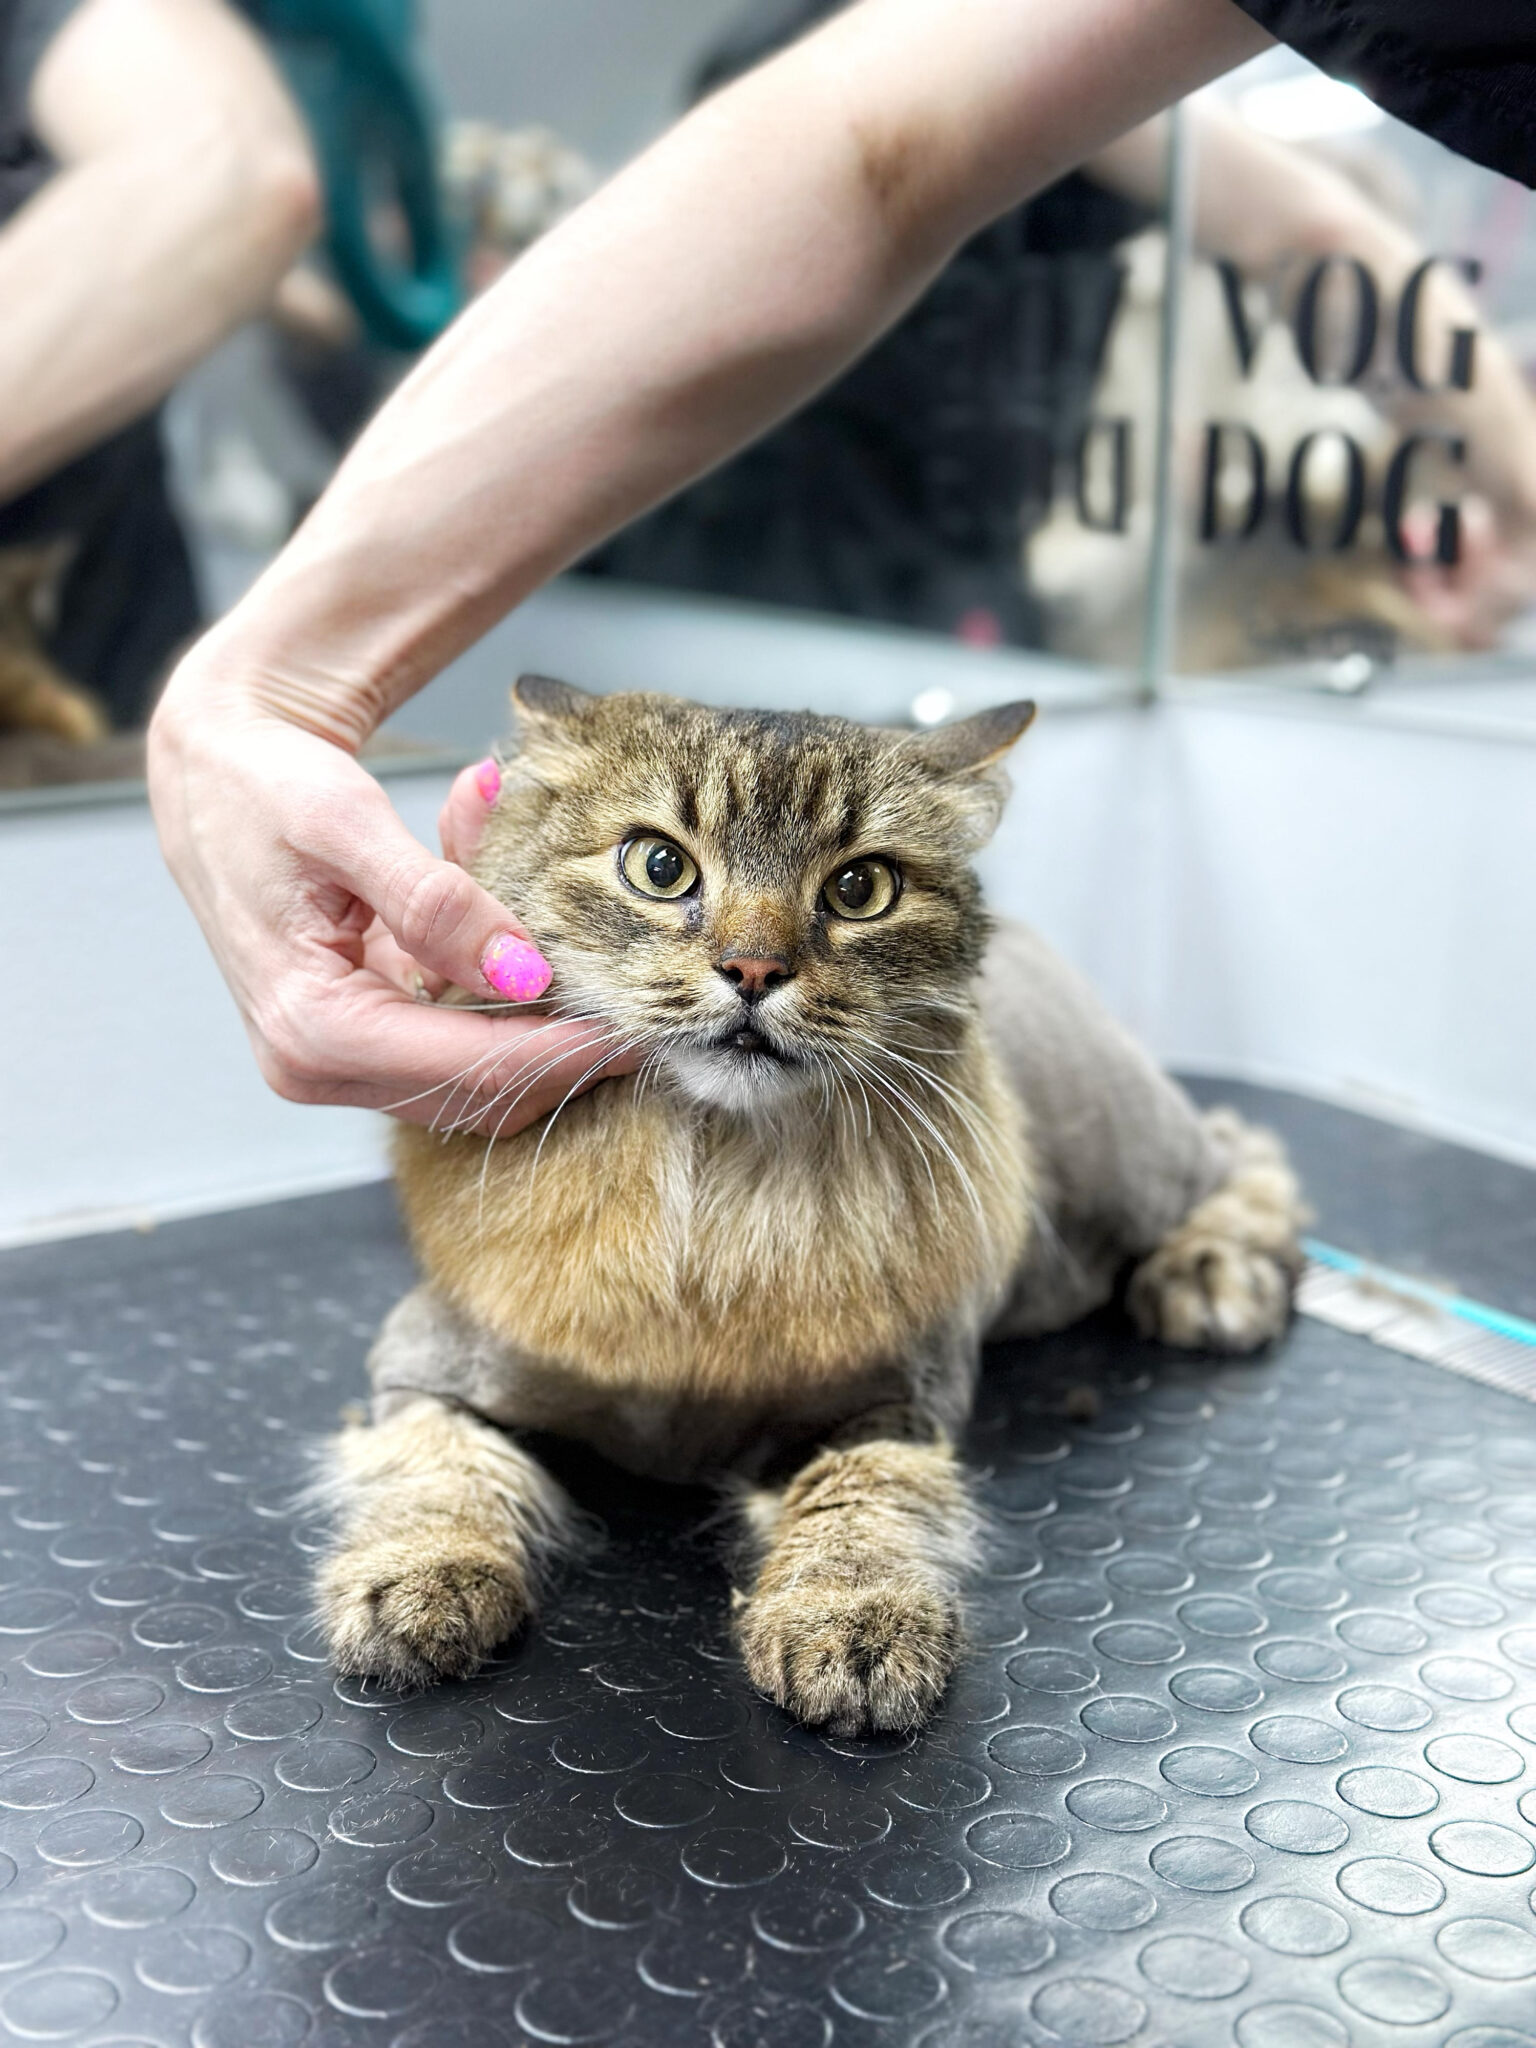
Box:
left=733, top=1434, right=978, bottom=1736
left=1128, top=1110, right=1307, bottom=1352
left=313, top=1397, right=575, bottom=1687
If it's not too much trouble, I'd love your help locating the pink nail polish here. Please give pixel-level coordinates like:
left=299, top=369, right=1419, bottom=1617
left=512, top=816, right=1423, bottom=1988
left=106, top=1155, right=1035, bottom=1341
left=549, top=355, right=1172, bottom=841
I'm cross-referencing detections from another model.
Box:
left=474, top=757, right=501, bottom=804
left=482, top=932, right=552, bottom=1002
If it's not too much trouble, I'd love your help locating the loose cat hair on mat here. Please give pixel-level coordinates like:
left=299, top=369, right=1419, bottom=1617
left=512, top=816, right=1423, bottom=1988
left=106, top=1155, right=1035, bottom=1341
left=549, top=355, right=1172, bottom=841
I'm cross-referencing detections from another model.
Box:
left=314, top=676, right=1305, bottom=1732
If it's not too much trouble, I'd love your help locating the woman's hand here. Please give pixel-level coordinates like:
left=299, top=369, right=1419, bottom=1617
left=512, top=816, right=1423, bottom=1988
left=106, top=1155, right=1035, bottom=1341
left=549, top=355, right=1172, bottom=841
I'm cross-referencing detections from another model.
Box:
left=148, top=662, right=636, bottom=1138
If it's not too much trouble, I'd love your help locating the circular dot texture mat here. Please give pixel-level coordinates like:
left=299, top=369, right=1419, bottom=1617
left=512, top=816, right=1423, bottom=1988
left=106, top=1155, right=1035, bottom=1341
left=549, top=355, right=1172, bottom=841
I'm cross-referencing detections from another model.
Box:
left=1, top=1093, right=1535, bottom=2047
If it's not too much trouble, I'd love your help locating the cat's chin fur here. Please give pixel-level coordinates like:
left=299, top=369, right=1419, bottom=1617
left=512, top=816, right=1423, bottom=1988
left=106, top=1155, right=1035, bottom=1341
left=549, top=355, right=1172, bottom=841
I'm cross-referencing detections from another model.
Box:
left=664, top=1044, right=813, bottom=1114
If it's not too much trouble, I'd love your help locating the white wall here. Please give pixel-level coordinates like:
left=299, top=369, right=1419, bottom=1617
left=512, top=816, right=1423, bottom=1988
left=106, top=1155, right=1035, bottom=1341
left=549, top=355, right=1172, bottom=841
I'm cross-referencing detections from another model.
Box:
left=2, top=585, right=1533, bottom=1243
left=1150, top=686, right=1536, bottom=1164
left=423, top=0, right=743, bottom=169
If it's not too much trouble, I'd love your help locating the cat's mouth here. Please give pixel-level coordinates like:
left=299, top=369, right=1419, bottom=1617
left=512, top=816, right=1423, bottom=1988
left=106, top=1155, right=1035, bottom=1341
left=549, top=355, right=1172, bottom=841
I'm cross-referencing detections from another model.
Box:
left=713, top=1024, right=793, bottom=1062
left=663, top=1018, right=808, bottom=1111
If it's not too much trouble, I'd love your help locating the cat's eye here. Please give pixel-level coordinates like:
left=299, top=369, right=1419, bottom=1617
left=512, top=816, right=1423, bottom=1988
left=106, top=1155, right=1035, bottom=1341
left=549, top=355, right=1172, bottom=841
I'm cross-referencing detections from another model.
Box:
left=823, top=857, right=900, bottom=921
left=620, top=834, right=699, bottom=900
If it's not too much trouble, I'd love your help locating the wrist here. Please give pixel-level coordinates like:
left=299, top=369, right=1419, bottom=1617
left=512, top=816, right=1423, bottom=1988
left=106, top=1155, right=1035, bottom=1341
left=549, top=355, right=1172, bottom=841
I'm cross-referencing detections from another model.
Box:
left=152, top=617, right=386, bottom=759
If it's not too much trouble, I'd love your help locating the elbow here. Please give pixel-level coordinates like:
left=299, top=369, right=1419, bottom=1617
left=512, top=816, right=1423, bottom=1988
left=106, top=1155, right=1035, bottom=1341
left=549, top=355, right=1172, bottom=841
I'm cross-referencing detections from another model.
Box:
left=247, top=133, right=324, bottom=270
left=205, top=119, right=323, bottom=283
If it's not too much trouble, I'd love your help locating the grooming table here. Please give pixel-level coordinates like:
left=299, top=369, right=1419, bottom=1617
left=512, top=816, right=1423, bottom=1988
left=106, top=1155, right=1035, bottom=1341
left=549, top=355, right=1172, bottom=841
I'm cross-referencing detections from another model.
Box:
left=1, top=1082, right=1534, bottom=2047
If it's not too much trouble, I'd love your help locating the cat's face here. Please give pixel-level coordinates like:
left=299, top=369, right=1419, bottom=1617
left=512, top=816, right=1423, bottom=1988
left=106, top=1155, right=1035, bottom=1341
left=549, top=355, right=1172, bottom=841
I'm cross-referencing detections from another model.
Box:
left=475, top=678, right=1033, bottom=1114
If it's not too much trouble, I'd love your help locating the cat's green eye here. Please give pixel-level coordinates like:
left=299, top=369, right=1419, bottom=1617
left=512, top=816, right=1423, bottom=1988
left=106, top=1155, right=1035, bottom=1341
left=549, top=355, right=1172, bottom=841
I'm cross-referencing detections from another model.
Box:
left=620, top=834, right=699, bottom=901
left=823, top=857, right=900, bottom=921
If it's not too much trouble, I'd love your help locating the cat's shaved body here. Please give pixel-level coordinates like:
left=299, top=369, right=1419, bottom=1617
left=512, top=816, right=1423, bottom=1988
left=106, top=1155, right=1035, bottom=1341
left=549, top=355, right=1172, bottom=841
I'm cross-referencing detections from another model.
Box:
left=316, top=680, right=1304, bottom=1726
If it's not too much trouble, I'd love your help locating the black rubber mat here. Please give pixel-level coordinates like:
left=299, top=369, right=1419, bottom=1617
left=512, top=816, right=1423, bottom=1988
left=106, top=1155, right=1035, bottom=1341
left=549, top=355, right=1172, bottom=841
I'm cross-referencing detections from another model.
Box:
left=2, top=1085, right=1536, bottom=2048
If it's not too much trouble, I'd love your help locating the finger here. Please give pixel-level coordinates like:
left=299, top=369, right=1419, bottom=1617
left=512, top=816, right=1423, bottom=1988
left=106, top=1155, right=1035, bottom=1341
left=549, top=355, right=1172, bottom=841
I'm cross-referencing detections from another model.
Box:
left=361, top=918, right=447, bottom=999
left=311, top=789, right=552, bottom=1004
left=440, top=758, right=500, bottom=869
left=252, top=977, right=639, bottom=1133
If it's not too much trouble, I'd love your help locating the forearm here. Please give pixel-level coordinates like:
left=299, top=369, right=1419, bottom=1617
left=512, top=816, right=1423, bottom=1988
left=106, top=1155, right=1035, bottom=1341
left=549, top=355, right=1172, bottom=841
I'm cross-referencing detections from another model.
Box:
left=187, top=0, right=1268, bottom=748
left=1095, top=108, right=1536, bottom=522
left=0, top=127, right=318, bottom=500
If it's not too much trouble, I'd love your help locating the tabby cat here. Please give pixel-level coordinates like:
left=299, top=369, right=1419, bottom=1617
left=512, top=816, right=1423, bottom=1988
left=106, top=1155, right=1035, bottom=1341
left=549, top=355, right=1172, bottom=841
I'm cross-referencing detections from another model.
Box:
left=315, top=677, right=1304, bottom=1732
left=0, top=543, right=105, bottom=744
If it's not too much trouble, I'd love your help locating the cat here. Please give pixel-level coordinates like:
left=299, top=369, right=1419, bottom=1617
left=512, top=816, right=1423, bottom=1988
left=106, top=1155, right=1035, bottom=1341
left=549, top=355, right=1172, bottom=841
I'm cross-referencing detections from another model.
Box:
left=314, top=675, right=1305, bottom=1733
left=0, top=542, right=106, bottom=745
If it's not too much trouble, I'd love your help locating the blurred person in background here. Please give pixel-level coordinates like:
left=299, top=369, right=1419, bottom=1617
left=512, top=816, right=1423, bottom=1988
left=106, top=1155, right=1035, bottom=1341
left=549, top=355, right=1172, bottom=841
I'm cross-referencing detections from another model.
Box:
left=586, top=0, right=1536, bottom=663
left=144, top=0, right=1536, bottom=1137
left=0, top=0, right=319, bottom=737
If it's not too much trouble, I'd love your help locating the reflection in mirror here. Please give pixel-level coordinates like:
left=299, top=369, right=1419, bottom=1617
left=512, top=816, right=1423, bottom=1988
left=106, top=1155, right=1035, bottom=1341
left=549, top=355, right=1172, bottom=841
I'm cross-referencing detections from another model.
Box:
left=579, top=0, right=1163, bottom=667
left=0, top=0, right=740, bottom=798
left=1162, top=47, right=1536, bottom=684
left=9, top=3, right=1530, bottom=810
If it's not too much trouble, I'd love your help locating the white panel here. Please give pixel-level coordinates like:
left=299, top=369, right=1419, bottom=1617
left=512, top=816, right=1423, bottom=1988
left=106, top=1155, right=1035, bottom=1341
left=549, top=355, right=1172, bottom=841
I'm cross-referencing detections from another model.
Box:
left=1153, top=693, right=1536, bottom=1164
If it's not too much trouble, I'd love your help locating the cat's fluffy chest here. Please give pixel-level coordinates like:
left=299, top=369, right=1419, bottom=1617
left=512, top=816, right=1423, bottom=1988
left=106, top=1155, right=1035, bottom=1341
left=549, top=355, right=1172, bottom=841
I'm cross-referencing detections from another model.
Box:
left=394, top=1041, right=1029, bottom=1401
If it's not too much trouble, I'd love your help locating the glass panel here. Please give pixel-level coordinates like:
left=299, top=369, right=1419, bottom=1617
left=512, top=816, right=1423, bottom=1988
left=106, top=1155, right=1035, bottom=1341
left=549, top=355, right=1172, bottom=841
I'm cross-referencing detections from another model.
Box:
left=1166, top=46, right=1536, bottom=685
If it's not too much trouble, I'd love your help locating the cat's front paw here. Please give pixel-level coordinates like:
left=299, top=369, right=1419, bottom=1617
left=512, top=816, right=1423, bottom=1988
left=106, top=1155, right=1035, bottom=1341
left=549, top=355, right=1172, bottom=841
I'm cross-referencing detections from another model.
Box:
left=316, top=1534, right=529, bottom=1688
left=1128, top=1231, right=1293, bottom=1354
left=736, top=1575, right=958, bottom=1736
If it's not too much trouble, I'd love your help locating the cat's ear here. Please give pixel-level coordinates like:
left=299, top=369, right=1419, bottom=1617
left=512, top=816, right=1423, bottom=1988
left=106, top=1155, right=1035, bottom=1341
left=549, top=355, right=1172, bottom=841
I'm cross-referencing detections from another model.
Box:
left=511, top=673, right=596, bottom=724
left=904, top=700, right=1035, bottom=847
left=907, top=700, right=1036, bottom=774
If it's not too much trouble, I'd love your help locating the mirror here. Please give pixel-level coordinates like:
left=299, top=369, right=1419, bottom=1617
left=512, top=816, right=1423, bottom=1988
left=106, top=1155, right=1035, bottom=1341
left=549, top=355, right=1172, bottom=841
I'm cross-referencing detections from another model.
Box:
left=3, top=2, right=1533, bottom=808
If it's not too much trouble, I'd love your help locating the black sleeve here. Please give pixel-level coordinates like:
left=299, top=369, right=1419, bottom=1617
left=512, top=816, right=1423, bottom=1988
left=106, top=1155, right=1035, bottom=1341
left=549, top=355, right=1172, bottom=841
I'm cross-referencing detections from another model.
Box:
left=1230, top=0, right=1536, bottom=188
left=1, top=0, right=87, bottom=138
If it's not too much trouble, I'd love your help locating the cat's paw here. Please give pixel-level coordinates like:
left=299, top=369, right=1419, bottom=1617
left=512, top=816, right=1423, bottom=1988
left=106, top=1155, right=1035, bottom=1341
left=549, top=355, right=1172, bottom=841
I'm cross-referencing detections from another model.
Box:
left=1128, top=1230, right=1293, bottom=1354
left=316, top=1534, right=529, bottom=1688
left=736, top=1575, right=958, bottom=1736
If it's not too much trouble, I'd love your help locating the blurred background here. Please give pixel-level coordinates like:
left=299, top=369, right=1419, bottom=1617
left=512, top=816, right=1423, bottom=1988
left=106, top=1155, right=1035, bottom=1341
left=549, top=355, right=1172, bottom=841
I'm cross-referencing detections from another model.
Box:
left=3, top=0, right=1534, bottom=1237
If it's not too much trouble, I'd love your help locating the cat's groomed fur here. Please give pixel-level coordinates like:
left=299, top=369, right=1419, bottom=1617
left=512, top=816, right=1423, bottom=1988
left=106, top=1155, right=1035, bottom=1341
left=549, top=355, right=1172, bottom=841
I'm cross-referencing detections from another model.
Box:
left=315, top=677, right=1305, bottom=1731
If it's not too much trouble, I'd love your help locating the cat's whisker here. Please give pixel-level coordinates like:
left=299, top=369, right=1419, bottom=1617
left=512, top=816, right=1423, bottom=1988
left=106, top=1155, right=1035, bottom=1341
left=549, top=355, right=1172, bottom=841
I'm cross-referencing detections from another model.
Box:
left=526, top=1034, right=652, bottom=1183
left=837, top=1045, right=988, bottom=1228
left=379, top=1010, right=616, bottom=1125
left=470, top=1024, right=637, bottom=1232
left=830, top=1048, right=944, bottom=1218
left=434, top=1014, right=622, bottom=1138
left=837, top=1027, right=1015, bottom=1175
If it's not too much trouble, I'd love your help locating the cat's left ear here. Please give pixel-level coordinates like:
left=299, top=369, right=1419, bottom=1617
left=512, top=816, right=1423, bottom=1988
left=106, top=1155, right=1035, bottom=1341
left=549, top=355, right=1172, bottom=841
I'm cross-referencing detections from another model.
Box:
left=511, top=673, right=596, bottom=724
left=904, top=700, right=1036, bottom=846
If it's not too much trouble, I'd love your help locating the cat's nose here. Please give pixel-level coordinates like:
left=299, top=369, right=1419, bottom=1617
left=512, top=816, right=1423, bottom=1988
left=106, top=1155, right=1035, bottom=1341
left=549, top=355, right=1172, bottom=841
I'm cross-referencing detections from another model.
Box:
left=716, top=954, right=794, bottom=999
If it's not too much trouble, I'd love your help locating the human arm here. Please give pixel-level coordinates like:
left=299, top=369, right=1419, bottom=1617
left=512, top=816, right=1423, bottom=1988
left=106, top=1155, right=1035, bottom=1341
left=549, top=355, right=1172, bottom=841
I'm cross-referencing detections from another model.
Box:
left=149, top=0, right=1271, bottom=1128
left=0, top=0, right=321, bottom=503
left=1090, top=104, right=1536, bottom=530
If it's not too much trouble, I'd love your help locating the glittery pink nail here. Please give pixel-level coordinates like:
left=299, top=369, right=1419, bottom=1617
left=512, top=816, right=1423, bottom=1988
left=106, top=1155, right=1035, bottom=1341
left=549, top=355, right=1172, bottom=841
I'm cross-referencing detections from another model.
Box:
left=474, top=757, right=501, bottom=804
left=482, top=932, right=551, bottom=1002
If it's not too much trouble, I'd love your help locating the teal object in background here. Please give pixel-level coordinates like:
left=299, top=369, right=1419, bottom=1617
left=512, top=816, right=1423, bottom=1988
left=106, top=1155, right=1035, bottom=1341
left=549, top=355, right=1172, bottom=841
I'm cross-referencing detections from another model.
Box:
left=257, top=0, right=462, bottom=351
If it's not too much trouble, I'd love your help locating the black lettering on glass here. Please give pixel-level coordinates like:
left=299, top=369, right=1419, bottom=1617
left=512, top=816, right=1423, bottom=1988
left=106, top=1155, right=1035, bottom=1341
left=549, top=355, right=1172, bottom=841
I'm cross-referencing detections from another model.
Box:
left=1214, top=260, right=1263, bottom=377
left=1396, top=257, right=1482, bottom=393
left=1294, top=256, right=1379, bottom=387
left=1383, top=432, right=1468, bottom=565
left=1284, top=430, right=1367, bottom=552
left=1200, top=423, right=1267, bottom=542
left=1074, top=418, right=1132, bottom=533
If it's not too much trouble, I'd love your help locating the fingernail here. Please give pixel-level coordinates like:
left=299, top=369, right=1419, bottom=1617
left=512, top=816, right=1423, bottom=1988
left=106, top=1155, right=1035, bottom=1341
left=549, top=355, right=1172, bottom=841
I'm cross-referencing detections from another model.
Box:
left=482, top=932, right=551, bottom=1001
left=474, top=757, right=501, bottom=804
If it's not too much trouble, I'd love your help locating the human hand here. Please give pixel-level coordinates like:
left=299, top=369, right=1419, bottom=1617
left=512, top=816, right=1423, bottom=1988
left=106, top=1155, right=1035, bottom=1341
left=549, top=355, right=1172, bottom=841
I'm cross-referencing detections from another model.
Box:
left=1400, top=496, right=1536, bottom=652
left=148, top=665, right=637, bottom=1138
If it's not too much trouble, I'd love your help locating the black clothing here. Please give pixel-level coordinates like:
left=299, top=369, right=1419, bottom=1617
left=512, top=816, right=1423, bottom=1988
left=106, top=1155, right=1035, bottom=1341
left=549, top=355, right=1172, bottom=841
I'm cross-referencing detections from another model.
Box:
left=585, top=0, right=1151, bottom=645
left=0, top=419, right=200, bottom=728
left=0, top=0, right=78, bottom=221
left=1232, top=0, right=1535, bottom=188
left=584, top=183, right=1148, bottom=645
left=0, top=0, right=200, bottom=726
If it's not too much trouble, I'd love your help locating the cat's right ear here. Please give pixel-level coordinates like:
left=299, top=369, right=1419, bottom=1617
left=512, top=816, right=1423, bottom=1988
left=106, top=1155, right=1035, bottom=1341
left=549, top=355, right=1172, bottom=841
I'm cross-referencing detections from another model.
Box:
left=902, top=699, right=1035, bottom=848
left=510, top=674, right=596, bottom=724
